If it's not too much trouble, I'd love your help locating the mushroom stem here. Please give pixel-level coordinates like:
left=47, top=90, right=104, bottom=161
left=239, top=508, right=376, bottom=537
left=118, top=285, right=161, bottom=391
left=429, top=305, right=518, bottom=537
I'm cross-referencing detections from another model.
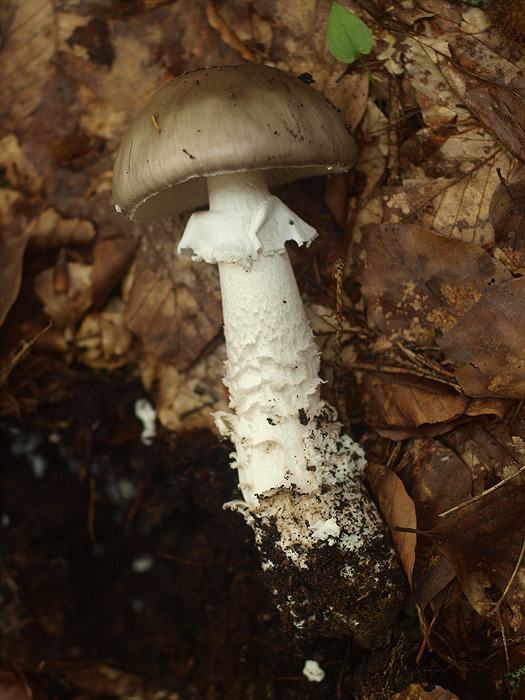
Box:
left=178, top=171, right=407, bottom=644
left=203, top=172, right=323, bottom=504
left=216, top=241, right=322, bottom=505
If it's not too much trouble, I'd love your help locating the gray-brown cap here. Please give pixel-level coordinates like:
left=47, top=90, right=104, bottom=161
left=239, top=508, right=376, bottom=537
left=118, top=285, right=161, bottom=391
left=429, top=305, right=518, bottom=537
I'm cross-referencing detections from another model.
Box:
left=113, top=64, right=357, bottom=222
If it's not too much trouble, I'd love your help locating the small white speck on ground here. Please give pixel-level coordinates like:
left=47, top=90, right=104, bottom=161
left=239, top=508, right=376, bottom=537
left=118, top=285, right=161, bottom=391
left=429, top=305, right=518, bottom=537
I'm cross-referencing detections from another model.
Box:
left=134, top=398, right=157, bottom=445
left=302, top=659, right=325, bottom=683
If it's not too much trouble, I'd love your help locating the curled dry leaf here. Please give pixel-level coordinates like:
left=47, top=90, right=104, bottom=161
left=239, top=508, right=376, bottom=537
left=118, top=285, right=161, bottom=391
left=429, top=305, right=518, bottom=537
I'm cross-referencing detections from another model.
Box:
left=33, top=262, right=93, bottom=329
left=139, top=346, right=227, bottom=433
left=438, top=276, right=525, bottom=399
left=398, top=439, right=471, bottom=615
left=91, top=234, right=139, bottom=310
left=75, top=299, right=134, bottom=369
left=372, top=466, right=417, bottom=588
left=360, top=223, right=511, bottom=345
left=26, top=208, right=96, bottom=250
left=358, top=370, right=507, bottom=440
left=0, top=232, right=29, bottom=327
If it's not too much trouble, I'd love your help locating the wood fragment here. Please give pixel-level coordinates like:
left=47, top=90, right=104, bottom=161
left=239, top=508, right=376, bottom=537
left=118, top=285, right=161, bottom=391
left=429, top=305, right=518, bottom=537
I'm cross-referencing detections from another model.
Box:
left=151, top=112, right=161, bottom=132
left=205, top=0, right=257, bottom=63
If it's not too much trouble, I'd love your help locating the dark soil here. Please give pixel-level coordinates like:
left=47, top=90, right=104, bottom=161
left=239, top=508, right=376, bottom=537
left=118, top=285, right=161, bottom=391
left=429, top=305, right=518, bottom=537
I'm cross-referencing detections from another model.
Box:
left=0, top=358, right=429, bottom=699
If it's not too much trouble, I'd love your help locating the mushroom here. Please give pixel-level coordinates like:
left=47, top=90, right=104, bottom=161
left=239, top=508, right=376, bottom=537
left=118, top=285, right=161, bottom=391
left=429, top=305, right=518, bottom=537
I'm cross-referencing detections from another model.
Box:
left=113, top=65, right=406, bottom=645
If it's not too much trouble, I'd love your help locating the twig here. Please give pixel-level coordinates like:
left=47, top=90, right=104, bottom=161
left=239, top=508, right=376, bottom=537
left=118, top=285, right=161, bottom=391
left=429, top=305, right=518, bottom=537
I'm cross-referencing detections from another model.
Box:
left=438, top=464, right=525, bottom=518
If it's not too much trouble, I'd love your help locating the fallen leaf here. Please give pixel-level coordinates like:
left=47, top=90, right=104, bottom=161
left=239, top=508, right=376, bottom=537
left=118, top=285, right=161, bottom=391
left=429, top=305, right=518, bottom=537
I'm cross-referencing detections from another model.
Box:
left=438, top=276, right=525, bottom=399
left=75, top=299, right=134, bottom=369
left=490, top=178, right=525, bottom=274
left=442, top=409, right=524, bottom=496
left=0, top=0, right=55, bottom=128
left=358, top=370, right=506, bottom=440
left=437, top=47, right=525, bottom=163
left=91, top=234, right=139, bottom=309
left=33, top=262, right=93, bottom=328
left=140, top=346, right=228, bottom=433
left=398, top=438, right=471, bottom=614
left=374, top=467, right=417, bottom=587
left=124, top=221, right=222, bottom=371
left=0, top=232, right=29, bottom=327
left=360, top=223, right=511, bottom=345
left=429, top=467, right=525, bottom=634
left=392, top=683, right=461, bottom=700
left=27, top=208, right=96, bottom=250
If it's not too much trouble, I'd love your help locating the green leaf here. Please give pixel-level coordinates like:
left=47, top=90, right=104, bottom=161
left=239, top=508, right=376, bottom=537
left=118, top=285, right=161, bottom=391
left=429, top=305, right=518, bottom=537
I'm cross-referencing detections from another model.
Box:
left=326, top=1, right=373, bottom=64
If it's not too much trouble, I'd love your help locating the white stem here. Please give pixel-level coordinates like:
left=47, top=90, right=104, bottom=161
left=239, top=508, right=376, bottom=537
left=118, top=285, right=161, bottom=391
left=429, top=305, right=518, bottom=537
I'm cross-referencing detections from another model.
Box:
left=206, top=173, right=322, bottom=505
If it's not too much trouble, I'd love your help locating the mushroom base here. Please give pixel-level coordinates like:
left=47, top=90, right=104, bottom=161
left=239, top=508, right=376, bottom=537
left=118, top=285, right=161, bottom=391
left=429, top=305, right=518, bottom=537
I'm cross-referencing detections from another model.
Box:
left=227, top=404, right=408, bottom=646
left=241, top=482, right=407, bottom=648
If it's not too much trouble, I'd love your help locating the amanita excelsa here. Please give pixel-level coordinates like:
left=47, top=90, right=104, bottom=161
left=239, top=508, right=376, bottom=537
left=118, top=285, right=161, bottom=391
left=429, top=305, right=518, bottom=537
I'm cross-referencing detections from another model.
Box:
left=113, top=65, right=406, bottom=645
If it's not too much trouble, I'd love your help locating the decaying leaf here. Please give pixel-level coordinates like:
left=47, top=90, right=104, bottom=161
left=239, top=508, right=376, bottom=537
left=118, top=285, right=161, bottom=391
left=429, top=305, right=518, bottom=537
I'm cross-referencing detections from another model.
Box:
left=360, top=223, right=511, bottom=345
left=398, top=439, right=470, bottom=614
left=442, top=414, right=525, bottom=495
left=437, top=47, right=525, bottom=163
left=75, top=299, right=134, bottom=369
left=490, top=177, right=525, bottom=274
left=0, top=0, right=55, bottom=129
left=429, top=467, right=525, bottom=634
left=438, top=276, right=525, bottom=398
left=0, top=232, right=29, bottom=328
left=27, top=208, right=96, bottom=250
left=358, top=370, right=507, bottom=440
left=140, top=347, right=228, bottom=433
left=124, top=223, right=222, bottom=371
left=392, top=683, right=461, bottom=700
left=373, top=467, right=417, bottom=587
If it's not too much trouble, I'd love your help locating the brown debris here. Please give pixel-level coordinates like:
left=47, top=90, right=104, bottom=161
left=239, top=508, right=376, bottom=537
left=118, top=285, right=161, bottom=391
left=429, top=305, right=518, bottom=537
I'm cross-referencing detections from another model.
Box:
left=124, top=223, right=222, bottom=371
left=438, top=276, right=525, bottom=398
left=360, top=223, right=512, bottom=345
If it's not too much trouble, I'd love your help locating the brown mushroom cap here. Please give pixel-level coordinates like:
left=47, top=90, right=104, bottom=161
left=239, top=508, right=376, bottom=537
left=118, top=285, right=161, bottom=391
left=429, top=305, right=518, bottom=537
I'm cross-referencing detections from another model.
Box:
left=112, top=64, right=357, bottom=222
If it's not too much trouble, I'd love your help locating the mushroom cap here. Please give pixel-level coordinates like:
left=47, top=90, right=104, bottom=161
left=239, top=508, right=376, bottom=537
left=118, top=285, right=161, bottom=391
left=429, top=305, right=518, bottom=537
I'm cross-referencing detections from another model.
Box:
left=113, top=65, right=357, bottom=222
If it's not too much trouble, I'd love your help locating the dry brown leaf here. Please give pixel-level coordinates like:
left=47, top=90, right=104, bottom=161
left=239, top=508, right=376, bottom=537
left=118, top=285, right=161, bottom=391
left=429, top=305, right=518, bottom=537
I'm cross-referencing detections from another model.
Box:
left=398, top=126, right=512, bottom=246
left=437, top=48, right=525, bottom=163
left=438, top=276, right=525, bottom=399
left=0, top=0, right=55, bottom=130
left=27, top=208, right=96, bottom=250
left=140, top=347, right=227, bottom=433
left=398, top=438, right=472, bottom=613
left=124, top=223, right=222, bottom=371
left=392, top=683, right=461, bottom=700
left=490, top=178, right=525, bottom=274
left=360, top=223, right=512, bottom=345
left=374, top=468, right=417, bottom=588
left=358, top=371, right=507, bottom=440
left=430, top=467, right=525, bottom=634
left=75, top=300, right=134, bottom=369
left=442, top=410, right=524, bottom=496
left=91, top=234, right=139, bottom=309
left=0, top=232, right=29, bottom=327
left=33, top=262, right=93, bottom=329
